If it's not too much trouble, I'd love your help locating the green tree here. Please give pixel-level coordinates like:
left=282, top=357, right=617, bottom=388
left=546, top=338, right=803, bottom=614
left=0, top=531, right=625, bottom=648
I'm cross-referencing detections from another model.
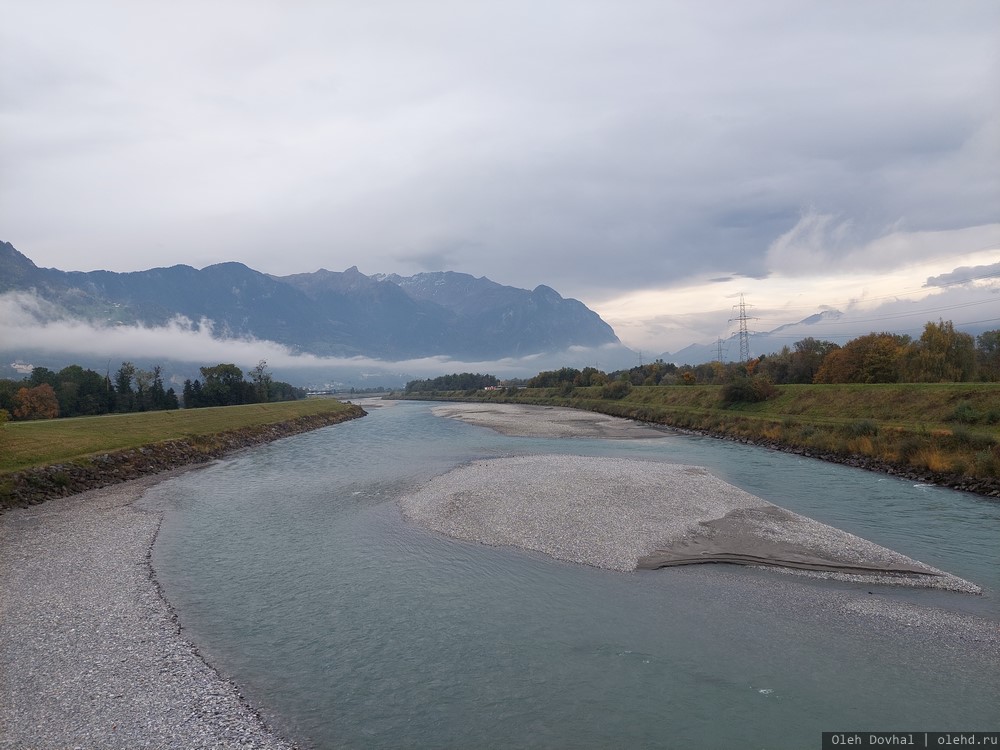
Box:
left=250, top=360, right=273, bottom=402
left=115, top=362, right=137, bottom=412
left=526, top=368, right=580, bottom=388
left=134, top=368, right=154, bottom=411
left=0, top=379, right=19, bottom=415
left=573, top=366, right=607, bottom=387
left=405, top=372, right=500, bottom=393
left=692, top=361, right=725, bottom=383
left=903, top=320, right=976, bottom=382
left=28, top=366, right=57, bottom=388
left=789, top=338, right=839, bottom=383
left=199, top=364, right=249, bottom=406
left=56, top=365, right=108, bottom=416
left=976, top=329, right=1000, bottom=381
left=182, top=378, right=204, bottom=408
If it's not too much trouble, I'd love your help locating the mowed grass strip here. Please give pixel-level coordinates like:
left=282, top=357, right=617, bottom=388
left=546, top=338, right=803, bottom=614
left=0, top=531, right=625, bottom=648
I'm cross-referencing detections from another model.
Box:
left=0, top=398, right=356, bottom=474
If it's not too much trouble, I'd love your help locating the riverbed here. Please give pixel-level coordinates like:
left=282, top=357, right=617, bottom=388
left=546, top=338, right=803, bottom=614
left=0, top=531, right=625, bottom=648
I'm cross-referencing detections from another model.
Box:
left=2, top=400, right=998, bottom=749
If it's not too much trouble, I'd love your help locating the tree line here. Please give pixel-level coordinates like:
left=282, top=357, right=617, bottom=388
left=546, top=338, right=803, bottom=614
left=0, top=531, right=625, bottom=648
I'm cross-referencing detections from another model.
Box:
left=405, top=372, right=500, bottom=393
left=610, top=320, right=998, bottom=386
left=0, top=359, right=305, bottom=421
left=181, top=361, right=305, bottom=408
left=434, top=320, right=998, bottom=394
left=0, top=362, right=180, bottom=421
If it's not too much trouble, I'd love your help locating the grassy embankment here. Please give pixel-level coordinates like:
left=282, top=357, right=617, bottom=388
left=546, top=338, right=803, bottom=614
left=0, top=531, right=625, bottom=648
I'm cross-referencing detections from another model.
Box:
left=399, top=383, right=1000, bottom=493
left=0, top=399, right=364, bottom=508
left=0, top=398, right=358, bottom=474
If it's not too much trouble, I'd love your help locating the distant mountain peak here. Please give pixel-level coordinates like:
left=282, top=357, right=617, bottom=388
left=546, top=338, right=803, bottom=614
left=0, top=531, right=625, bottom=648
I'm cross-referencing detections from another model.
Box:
left=532, top=284, right=562, bottom=301
left=769, top=309, right=843, bottom=334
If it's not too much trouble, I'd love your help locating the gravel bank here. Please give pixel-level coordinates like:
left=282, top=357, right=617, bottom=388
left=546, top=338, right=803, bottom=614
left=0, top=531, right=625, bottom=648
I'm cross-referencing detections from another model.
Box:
left=399, top=454, right=979, bottom=593
left=0, top=472, right=297, bottom=750
left=431, top=402, right=666, bottom=439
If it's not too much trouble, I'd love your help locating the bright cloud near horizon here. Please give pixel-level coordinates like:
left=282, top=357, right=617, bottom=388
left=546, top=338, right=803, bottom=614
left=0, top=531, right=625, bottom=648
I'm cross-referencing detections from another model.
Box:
left=2, top=1, right=999, bottom=356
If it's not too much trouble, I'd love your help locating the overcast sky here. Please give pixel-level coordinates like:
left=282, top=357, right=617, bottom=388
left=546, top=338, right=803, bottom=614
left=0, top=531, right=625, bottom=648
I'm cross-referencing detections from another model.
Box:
left=2, top=1, right=999, bottom=355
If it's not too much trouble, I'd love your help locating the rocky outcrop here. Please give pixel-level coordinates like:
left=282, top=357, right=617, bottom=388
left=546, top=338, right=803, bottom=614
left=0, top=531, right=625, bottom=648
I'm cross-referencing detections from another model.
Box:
left=0, top=407, right=366, bottom=511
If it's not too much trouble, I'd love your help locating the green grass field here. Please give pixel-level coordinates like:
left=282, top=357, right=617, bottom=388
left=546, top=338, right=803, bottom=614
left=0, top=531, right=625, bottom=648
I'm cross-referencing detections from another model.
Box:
left=0, top=398, right=357, bottom=474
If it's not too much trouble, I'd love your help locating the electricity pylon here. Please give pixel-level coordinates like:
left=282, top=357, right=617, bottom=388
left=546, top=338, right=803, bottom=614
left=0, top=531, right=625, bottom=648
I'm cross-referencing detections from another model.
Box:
left=728, top=293, right=757, bottom=364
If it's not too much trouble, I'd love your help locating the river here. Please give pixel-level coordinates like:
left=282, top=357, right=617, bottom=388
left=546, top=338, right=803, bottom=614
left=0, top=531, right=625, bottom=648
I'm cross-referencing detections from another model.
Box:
left=145, top=399, right=1000, bottom=749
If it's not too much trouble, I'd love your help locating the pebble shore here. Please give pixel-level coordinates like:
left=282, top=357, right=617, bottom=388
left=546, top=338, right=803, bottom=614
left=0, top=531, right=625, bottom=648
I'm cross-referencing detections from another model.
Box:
left=0, top=472, right=296, bottom=750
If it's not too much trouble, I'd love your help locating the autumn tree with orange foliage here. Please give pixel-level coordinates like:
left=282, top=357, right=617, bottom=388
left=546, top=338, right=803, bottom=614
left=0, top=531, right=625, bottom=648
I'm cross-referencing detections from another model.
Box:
left=13, top=384, right=60, bottom=420
left=813, top=332, right=910, bottom=384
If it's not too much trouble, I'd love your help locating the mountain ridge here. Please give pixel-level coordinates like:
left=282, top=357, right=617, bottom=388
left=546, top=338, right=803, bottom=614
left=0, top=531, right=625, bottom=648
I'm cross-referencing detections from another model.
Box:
left=0, top=240, right=621, bottom=361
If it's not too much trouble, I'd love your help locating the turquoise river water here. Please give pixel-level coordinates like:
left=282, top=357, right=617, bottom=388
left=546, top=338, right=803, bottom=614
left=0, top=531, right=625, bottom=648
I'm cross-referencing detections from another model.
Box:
left=145, top=400, right=1000, bottom=749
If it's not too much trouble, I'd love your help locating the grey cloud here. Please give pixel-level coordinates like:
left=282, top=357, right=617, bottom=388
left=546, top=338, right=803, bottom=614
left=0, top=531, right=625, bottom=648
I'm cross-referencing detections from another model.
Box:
left=0, top=1, right=997, bottom=300
left=926, top=263, right=1000, bottom=288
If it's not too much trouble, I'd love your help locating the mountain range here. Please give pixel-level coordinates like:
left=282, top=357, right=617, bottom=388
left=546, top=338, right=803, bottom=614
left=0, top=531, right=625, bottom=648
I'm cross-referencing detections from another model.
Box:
left=0, top=241, right=620, bottom=361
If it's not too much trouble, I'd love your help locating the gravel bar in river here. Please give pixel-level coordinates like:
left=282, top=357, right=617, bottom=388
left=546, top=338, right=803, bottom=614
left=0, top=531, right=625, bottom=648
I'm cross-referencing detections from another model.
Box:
left=399, top=454, right=980, bottom=593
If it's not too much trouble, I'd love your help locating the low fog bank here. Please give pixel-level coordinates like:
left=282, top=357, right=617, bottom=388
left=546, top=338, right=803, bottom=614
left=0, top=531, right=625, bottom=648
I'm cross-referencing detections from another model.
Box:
left=0, top=293, right=636, bottom=389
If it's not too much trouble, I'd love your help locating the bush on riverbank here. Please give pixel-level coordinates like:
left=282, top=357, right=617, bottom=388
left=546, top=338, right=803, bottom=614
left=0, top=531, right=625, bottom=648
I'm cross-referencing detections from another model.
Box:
left=720, top=376, right=777, bottom=405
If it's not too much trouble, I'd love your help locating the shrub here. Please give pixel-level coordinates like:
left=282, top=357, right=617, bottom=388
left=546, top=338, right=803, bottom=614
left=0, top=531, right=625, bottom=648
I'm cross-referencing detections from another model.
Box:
left=846, top=419, right=879, bottom=437
left=897, top=436, right=924, bottom=461
left=720, top=376, right=777, bottom=406
left=974, top=448, right=1000, bottom=476
left=601, top=381, right=632, bottom=400
left=949, top=425, right=995, bottom=450
left=950, top=401, right=979, bottom=424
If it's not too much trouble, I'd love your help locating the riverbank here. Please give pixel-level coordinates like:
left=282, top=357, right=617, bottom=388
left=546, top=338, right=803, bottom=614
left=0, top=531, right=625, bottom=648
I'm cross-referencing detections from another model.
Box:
left=0, top=403, right=375, bottom=747
left=0, top=403, right=366, bottom=511
left=398, top=385, right=1000, bottom=498
left=0, top=473, right=298, bottom=749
